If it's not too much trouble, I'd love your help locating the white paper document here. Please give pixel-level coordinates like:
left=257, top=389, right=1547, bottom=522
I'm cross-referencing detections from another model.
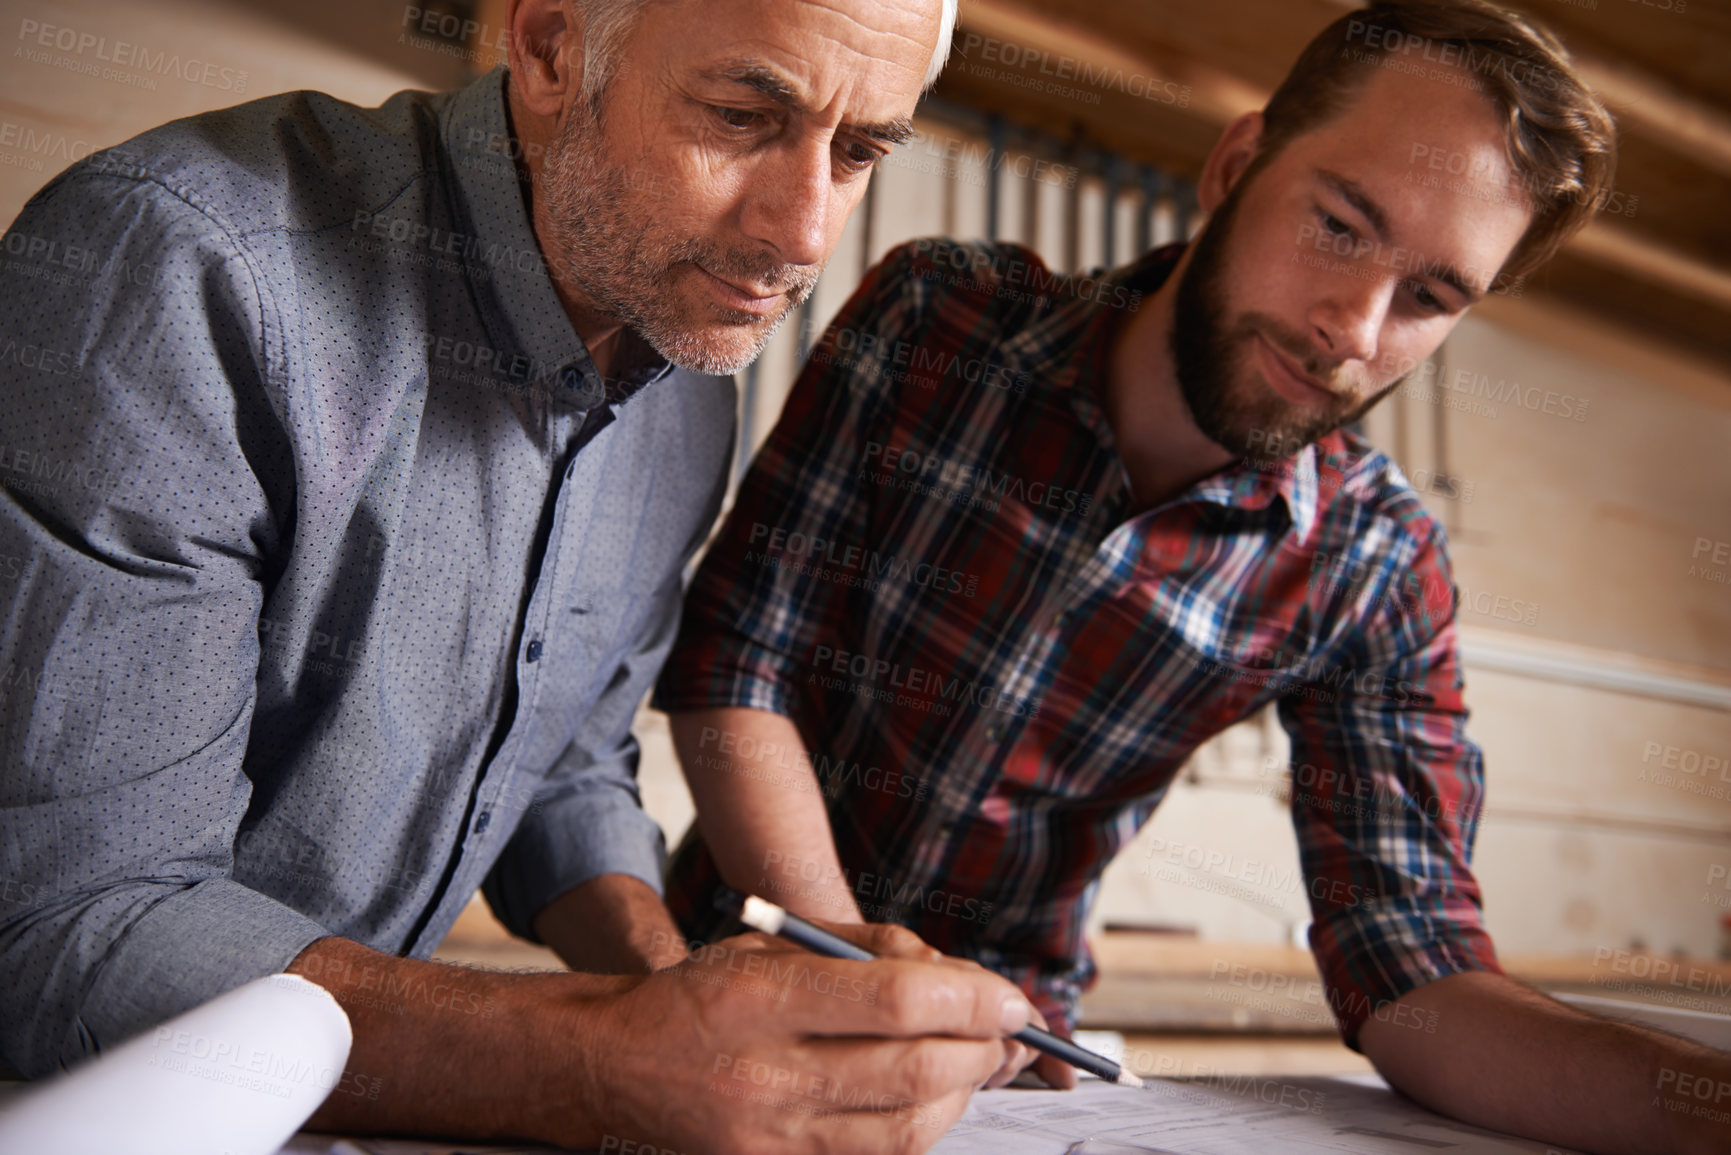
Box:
left=273, top=1072, right=1583, bottom=1155
left=932, top=1073, right=1586, bottom=1154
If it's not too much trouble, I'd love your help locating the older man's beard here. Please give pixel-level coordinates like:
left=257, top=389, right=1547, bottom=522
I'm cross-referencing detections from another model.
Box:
left=1170, top=174, right=1400, bottom=460
left=537, top=97, right=820, bottom=377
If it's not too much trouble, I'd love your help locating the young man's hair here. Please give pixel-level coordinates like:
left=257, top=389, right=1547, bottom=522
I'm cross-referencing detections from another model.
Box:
left=1256, top=0, right=1616, bottom=278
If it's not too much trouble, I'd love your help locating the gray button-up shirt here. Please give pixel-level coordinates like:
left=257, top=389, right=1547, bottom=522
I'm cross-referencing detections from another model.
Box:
left=0, top=66, right=735, bottom=1076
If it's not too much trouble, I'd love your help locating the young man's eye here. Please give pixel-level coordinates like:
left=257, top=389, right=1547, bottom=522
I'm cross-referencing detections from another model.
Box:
left=1320, top=211, right=1351, bottom=236
left=1407, top=281, right=1453, bottom=314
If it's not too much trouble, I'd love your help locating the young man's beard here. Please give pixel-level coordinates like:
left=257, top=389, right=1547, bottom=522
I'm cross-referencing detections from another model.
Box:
left=1170, top=172, right=1397, bottom=460
left=537, top=96, right=820, bottom=377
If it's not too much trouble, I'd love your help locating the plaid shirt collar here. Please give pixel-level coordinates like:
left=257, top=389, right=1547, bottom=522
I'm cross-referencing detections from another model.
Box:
left=999, top=242, right=1322, bottom=543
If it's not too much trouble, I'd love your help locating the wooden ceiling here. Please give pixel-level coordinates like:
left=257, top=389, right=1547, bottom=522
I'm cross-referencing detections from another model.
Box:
left=930, top=0, right=1731, bottom=368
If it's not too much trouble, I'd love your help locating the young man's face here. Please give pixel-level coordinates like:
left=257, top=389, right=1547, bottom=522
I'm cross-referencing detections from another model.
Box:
left=540, top=0, right=940, bottom=375
left=1173, top=61, right=1536, bottom=459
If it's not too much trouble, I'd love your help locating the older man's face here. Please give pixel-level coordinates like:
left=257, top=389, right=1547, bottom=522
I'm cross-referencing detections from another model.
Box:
left=541, top=0, right=942, bottom=375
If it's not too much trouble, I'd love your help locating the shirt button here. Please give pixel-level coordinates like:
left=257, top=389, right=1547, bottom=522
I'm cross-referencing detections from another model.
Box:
left=1053, top=610, right=1069, bottom=628
left=985, top=725, right=1002, bottom=742
left=475, top=811, right=491, bottom=834
left=526, top=638, right=543, bottom=663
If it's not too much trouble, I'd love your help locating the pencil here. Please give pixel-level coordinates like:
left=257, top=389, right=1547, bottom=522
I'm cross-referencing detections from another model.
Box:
left=714, top=886, right=1145, bottom=1089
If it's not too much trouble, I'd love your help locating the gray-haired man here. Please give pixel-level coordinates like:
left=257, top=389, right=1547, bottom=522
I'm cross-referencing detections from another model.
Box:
left=0, top=1, right=1033, bottom=1151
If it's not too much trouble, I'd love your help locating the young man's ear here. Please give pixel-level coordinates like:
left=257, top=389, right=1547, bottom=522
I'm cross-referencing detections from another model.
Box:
left=509, top=0, right=582, bottom=120
left=1197, top=111, right=1267, bottom=214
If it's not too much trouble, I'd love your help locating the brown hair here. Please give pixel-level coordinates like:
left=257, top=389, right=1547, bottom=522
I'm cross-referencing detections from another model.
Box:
left=1256, top=0, right=1616, bottom=278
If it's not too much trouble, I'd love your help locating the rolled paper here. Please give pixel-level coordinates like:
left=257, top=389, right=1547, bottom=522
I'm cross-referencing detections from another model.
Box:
left=0, top=973, right=353, bottom=1155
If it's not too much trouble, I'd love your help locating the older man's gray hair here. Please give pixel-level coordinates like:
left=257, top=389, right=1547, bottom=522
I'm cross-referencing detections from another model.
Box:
left=573, top=0, right=960, bottom=109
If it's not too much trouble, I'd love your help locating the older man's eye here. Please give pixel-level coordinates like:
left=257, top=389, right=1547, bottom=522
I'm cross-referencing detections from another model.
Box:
left=713, top=106, right=763, bottom=130
left=839, top=141, right=881, bottom=171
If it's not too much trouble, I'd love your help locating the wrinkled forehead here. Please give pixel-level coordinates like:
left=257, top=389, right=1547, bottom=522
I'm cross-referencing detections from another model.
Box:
left=649, top=0, right=942, bottom=119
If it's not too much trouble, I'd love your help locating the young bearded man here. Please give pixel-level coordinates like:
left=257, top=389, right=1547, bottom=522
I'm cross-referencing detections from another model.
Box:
left=0, top=1, right=1055, bottom=1152
left=657, top=2, right=1731, bottom=1151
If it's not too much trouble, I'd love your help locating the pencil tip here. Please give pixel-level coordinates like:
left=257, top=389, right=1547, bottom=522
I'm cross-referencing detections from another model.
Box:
left=1118, top=1069, right=1145, bottom=1089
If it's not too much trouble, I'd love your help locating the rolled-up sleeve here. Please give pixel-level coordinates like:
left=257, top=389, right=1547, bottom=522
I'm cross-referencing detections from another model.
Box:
left=1279, top=514, right=1501, bottom=1051
left=0, top=168, right=328, bottom=1076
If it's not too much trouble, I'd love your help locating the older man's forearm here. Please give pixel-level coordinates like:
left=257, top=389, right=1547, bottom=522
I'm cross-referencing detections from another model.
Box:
left=1359, top=970, right=1731, bottom=1155
left=287, top=935, right=621, bottom=1144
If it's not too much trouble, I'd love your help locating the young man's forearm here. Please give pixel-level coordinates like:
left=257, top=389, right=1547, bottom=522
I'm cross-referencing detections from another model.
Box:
left=671, top=707, right=863, bottom=923
left=1360, top=970, right=1731, bottom=1155
left=533, top=871, right=688, bottom=973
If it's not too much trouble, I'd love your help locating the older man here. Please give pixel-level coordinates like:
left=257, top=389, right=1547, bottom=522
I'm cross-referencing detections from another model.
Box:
left=0, top=0, right=1041, bottom=1151
left=660, top=1, right=1731, bottom=1152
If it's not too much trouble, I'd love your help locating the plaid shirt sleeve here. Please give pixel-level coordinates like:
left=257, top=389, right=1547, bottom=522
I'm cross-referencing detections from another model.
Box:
left=653, top=245, right=922, bottom=720
left=1279, top=495, right=1502, bottom=1050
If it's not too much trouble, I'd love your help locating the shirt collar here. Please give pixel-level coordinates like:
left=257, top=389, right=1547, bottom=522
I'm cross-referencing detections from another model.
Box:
left=999, top=243, right=1320, bottom=541
left=440, top=66, right=673, bottom=410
